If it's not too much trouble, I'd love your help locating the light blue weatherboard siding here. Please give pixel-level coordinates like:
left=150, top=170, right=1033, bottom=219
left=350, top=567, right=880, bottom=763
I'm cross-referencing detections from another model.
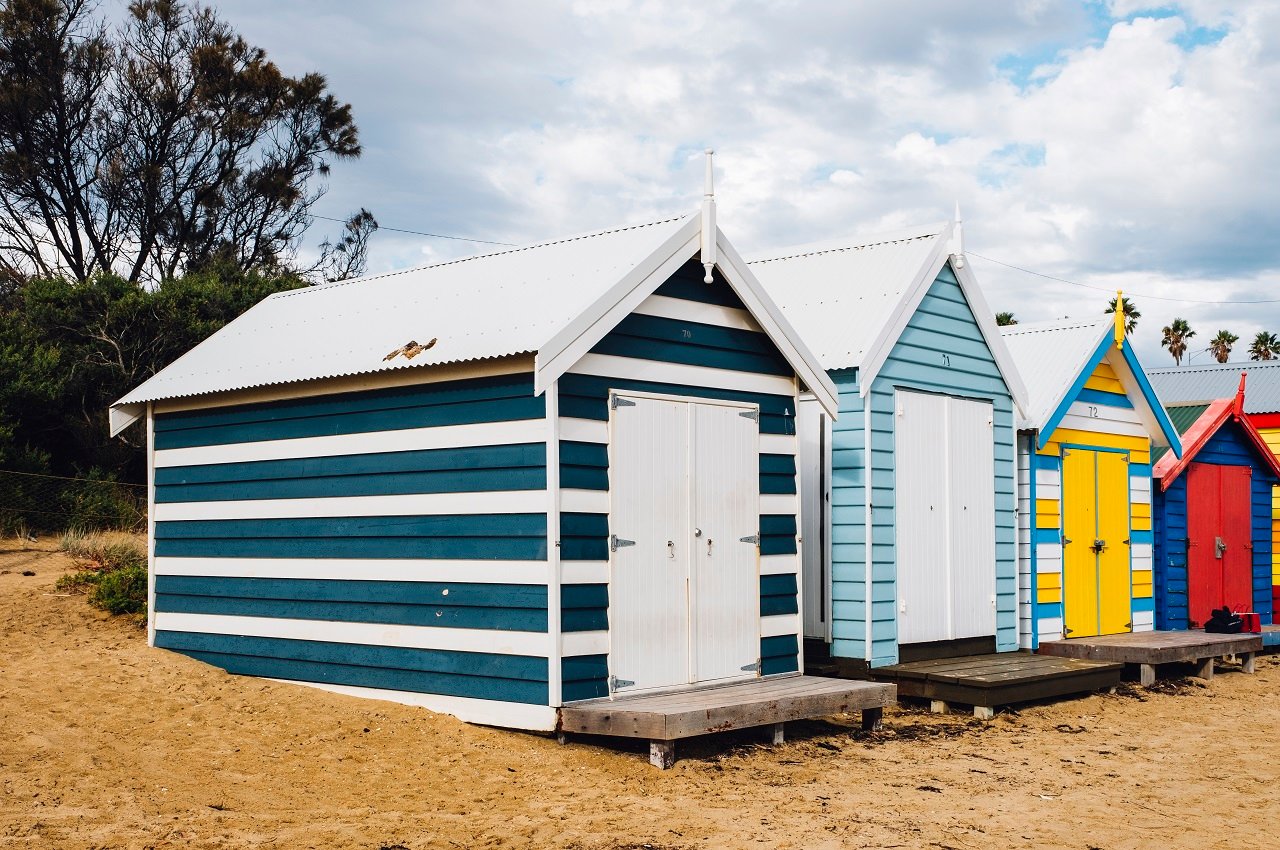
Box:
left=558, top=259, right=802, bottom=700
left=1154, top=421, right=1277, bottom=629
left=830, top=263, right=1017, bottom=666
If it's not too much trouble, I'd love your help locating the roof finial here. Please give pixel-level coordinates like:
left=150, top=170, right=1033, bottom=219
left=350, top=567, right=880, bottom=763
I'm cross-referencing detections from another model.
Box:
left=1114, top=289, right=1125, bottom=349
left=1235, top=371, right=1247, bottom=416
left=700, top=148, right=717, bottom=283
left=951, top=201, right=965, bottom=268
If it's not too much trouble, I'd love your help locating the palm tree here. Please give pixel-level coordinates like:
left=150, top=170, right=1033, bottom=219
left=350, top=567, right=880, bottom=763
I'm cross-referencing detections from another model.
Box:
left=1105, top=296, right=1141, bottom=334
left=1249, top=331, right=1280, bottom=361
left=1160, top=318, right=1196, bottom=365
left=1209, top=330, right=1239, bottom=363
left=995, top=312, right=1017, bottom=326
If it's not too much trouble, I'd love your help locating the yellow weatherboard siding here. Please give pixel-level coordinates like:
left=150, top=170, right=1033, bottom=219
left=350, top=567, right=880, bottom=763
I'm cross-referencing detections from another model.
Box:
left=1261, top=428, right=1280, bottom=585
left=1037, top=571, right=1062, bottom=604
left=1131, top=569, right=1153, bottom=598
left=1035, top=499, right=1061, bottom=529
left=1048, top=427, right=1150, bottom=462
left=1083, top=360, right=1125, bottom=395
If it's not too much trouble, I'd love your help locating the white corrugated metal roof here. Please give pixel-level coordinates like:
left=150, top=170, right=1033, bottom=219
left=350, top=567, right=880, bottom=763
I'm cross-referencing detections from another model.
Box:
left=999, top=317, right=1111, bottom=429
left=746, top=223, right=948, bottom=370
left=1148, top=360, right=1280, bottom=414
left=115, top=215, right=694, bottom=406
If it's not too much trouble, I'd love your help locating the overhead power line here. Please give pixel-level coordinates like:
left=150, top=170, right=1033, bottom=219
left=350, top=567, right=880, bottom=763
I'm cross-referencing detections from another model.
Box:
left=311, top=214, right=517, bottom=247
left=968, top=251, right=1280, bottom=305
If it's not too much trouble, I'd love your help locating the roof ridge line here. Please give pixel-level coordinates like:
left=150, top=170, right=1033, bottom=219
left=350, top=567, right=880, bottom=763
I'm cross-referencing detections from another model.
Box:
left=748, top=231, right=940, bottom=266
left=274, top=215, right=689, bottom=299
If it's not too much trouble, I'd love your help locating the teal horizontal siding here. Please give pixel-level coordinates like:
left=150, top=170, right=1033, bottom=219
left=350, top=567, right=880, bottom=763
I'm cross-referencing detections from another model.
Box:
left=653, top=260, right=742, bottom=307
left=760, top=573, right=798, bottom=616
left=560, top=441, right=608, bottom=491
left=591, top=313, right=791, bottom=376
left=156, top=631, right=548, bottom=704
left=760, top=453, right=797, bottom=495
left=760, top=513, right=798, bottom=556
left=155, top=443, right=546, bottom=502
left=562, top=511, right=608, bottom=561
left=155, top=373, right=542, bottom=450
left=154, top=514, right=548, bottom=560
left=562, top=654, right=609, bottom=702
left=155, top=575, right=548, bottom=632
left=559, top=374, right=796, bottom=436
left=760, top=633, right=799, bottom=675
left=561, top=583, right=608, bottom=632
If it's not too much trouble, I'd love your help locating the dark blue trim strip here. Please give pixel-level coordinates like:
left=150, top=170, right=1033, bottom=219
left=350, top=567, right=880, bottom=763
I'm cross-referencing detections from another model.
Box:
left=592, top=314, right=791, bottom=377
left=156, top=514, right=545, bottom=539
left=761, top=573, right=799, bottom=616
left=1037, top=602, right=1063, bottom=619
left=654, top=260, right=742, bottom=307
left=155, top=537, right=549, bottom=560
left=561, top=654, right=609, bottom=702
left=1033, top=453, right=1062, bottom=471
left=558, top=374, right=796, bottom=436
left=561, top=511, right=609, bottom=562
left=155, top=575, right=545, bottom=607
left=1075, top=388, right=1134, bottom=409
left=1131, top=597, right=1154, bottom=613
left=760, top=634, right=799, bottom=675
left=760, top=514, right=798, bottom=556
left=561, top=583, right=608, bottom=632
left=560, top=441, right=609, bottom=491
left=1033, top=528, right=1062, bottom=545
left=1130, top=529, right=1154, bottom=545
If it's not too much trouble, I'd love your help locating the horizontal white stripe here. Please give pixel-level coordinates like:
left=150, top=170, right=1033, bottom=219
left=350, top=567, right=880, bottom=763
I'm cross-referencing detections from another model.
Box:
left=560, top=489, right=609, bottom=514
left=569, top=353, right=796, bottom=397
left=279, top=680, right=557, bottom=729
left=761, top=613, right=800, bottom=638
left=1131, top=543, right=1152, bottom=561
left=1132, top=612, right=1154, bottom=630
left=154, top=612, right=549, bottom=656
left=156, top=418, right=545, bottom=468
left=632, top=293, right=763, bottom=332
left=1132, top=557, right=1153, bottom=571
left=762, top=494, right=797, bottom=515
left=559, top=417, right=608, bottom=444
left=1036, top=483, right=1061, bottom=502
left=1038, top=618, right=1064, bottom=641
left=561, top=561, right=608, bottom=584
left=154, top=490, right=546, bottom=521
left=154, top=557, right=548, bottom=584
left=1035, top=468, right=1061, bottom=488
left=1059, top=410, right=1149, bottom=439
left=1067, top=400, right=1142, bottom=426
left=561, top=631, right=608, bottom=657
left=759, top=554, right=798, bottom=576
left=1130, top=476, right=1152, bottom=493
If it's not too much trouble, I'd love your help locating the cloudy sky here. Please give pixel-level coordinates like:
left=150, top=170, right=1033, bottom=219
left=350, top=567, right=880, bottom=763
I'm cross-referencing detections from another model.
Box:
left=207, top=0, right=1278, bottom=367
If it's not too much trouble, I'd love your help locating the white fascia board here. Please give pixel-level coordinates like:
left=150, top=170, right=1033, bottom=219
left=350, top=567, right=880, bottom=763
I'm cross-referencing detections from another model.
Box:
left=109, top=402, right=145, bottom=437
left=534, top=215, right=701, bottom=395
left=713, top=230, right=839, bottom=419
left=952, top=256, right=1031, bottom=421
left=856, top=222, right=955, bottom=397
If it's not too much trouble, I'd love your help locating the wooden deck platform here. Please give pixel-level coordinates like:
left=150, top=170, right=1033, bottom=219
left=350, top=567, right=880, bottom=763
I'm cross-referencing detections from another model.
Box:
left=1262, top=625, right=1280, bottom=649
left=1038, top=630, right=1263, bottom=686
left=869, top=653, right=1122, bottom=718
left=558, top=675, right=896, bottom=769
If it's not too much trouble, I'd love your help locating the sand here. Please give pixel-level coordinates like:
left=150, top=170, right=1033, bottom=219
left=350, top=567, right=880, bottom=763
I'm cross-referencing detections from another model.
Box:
left=2, top=542, right=1278, bottom=849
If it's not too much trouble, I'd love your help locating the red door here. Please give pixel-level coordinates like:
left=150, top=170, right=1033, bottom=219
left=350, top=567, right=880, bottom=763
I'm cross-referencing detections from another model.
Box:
left=1187, top=463, right=1254, bottom=627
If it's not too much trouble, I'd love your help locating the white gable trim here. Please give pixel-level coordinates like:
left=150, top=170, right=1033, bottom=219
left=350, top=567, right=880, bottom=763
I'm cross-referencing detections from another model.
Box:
left=534, top=219, right=838, bottom=419
left=951, top=258, right=1030, bottom=421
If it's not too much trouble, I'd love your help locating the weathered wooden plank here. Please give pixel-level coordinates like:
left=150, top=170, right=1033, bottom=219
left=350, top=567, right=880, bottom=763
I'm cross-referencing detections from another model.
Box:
left=1039, top=631, right=1262, bottom=665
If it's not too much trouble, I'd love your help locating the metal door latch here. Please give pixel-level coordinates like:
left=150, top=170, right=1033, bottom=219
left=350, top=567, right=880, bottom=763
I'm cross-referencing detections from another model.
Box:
left=1090, top=538, right=1106, bottom=553
left=1215, top=536, right=1227, bottom=558
left=609, top=534, right=635, bottom=552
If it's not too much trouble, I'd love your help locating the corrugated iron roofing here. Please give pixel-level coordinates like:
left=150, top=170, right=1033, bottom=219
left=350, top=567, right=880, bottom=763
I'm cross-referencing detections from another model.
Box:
left=1153, top=403, right=1210, bottom=464
left=998, top=317, right=1111, bottom=429
left=745, top=223, right=946, bottom=370
left=1147, top=360, right=1280, bottom=414
left=116, top=215, right=693, bottom=405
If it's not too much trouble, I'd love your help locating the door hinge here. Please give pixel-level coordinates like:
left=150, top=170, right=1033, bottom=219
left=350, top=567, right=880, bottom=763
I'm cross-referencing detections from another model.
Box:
left=609, top=534, right=635, bottom=552
left=610, top=394, right=635, bottom=409
left=609, top=675, right=635, bottom=691
left=1124, top=622, right=1133, bottom=630
left=1064, top=627, right=1074, bottom=635
left=741, top=660, right=761, bottom=672
left=1063, top=537, right=1072, bottom=545
left=739, top=408, right=760, bottom=422
left=739, top=534, right=760, bottom=545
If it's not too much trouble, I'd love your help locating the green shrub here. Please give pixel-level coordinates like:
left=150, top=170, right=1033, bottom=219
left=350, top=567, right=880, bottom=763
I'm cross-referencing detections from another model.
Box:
left=58, top=530, right=148, bottom=621
left=90, top=563, right=148, bottom=615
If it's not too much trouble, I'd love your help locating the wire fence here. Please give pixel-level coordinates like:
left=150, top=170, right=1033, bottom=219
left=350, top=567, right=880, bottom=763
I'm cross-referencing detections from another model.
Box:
left=0, top=469, right=146, bottom=535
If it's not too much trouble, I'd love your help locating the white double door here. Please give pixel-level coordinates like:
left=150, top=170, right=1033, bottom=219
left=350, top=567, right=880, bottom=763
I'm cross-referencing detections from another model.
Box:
left=608, top=392, right=761, bottom=694
left=895, top=390, right=997, bottom=644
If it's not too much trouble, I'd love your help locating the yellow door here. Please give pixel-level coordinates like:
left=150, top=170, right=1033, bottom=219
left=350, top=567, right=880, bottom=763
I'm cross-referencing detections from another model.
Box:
left=1062, top=448, right=1100, bottom=638
left=1062, top=448, right=1132, bottom=637
left=1096, top=450, right=1132, bottom=635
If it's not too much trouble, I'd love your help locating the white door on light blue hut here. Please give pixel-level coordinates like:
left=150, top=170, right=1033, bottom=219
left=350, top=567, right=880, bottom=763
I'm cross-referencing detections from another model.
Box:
left=895, top=389, right=997, bottom=644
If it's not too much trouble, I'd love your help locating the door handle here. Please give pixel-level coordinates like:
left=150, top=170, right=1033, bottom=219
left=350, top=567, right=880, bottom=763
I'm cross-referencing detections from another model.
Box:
left=667, top=540, right=675, bottom=559
left=1215, top=537, right=1226, bottom=559
left=707, top=538, right=713, bottom=556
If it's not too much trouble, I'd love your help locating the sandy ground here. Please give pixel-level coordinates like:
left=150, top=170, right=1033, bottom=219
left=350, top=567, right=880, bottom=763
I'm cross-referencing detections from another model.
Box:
left=2, top=543, right=1279, bottom=849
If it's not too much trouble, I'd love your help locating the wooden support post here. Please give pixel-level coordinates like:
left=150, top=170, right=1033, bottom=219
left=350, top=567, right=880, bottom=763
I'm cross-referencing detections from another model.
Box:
left=1139, top=664, right=1157, bottom=687
left=861, top=706, right=884, bottom=732
left=930, top=700, right=949, bottom=715
left=1242, top=652, right=1256, bottom=674
left=973, top=705, right=995, bottom=721
left=555, top=731, right=568, bottom=745
left=1194, top=656, right=1215, bottom=681
left=771, top=722, right=785, bottom=745
left=649, top=740, right=676, bottom=770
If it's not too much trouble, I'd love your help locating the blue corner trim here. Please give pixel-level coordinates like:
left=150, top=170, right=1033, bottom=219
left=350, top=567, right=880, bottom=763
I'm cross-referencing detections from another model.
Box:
left=1120, top=339, right=1183, bottom=459
left=1039, top=333, right=1112, bottom=449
